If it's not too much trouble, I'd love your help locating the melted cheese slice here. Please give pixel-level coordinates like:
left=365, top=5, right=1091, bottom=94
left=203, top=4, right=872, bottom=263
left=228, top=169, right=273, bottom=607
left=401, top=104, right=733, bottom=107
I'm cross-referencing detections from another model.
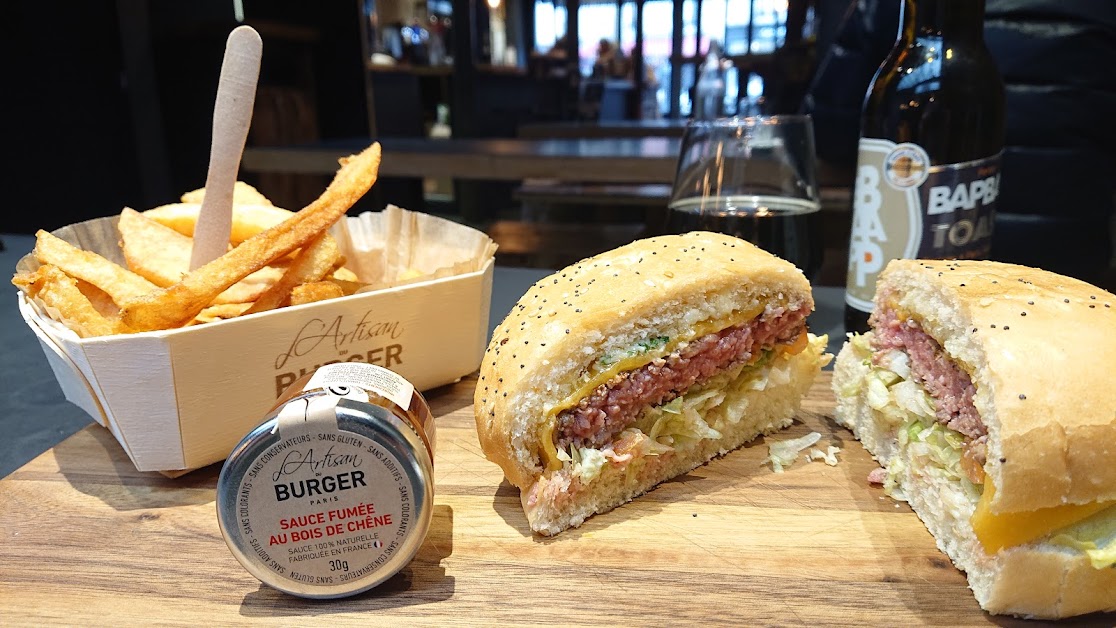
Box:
left=536, top=306, right=800, bottom=471
left=971, top=480, right=1116, bottom=553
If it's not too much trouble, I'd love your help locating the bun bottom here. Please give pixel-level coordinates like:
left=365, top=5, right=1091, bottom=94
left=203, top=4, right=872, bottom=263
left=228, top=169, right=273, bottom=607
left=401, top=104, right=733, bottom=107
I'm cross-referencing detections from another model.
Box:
left=523, top=338, right=826, bottom=536
left=833, top=342, right=1116, bottom=619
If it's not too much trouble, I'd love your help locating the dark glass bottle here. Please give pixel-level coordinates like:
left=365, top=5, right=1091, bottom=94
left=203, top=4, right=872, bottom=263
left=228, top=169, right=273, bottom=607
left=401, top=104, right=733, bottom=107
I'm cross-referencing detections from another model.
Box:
left=844, top=0, right=1005, bottom=334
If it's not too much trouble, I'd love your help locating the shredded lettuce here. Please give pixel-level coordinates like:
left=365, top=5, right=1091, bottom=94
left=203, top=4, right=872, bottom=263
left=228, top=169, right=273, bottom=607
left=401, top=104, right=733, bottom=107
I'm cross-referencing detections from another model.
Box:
left=878, top=349, right=911, bottom=380
left=808, top=445, right=841, bottom=466
left=845, top=332, right=976, bottom=503
left=897, top=415, right=980, bottom=503
left=598, top=335, right=670, bottom=368
left=644, top=395, right=723, bottom=444
left=1050, top=506, right=1116, bottom=569
left=557, top=445, right=609, bottom=483
left=848, top=333, right=1116, bottom=564
left=763, top=432, right=822, bottom=473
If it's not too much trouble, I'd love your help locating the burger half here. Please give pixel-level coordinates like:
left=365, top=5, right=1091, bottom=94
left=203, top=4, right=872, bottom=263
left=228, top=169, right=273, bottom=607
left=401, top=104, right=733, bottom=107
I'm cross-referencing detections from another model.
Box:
left=474, top=232, right=830, bottom=535
left=833, top=259, right=1116, bottom=619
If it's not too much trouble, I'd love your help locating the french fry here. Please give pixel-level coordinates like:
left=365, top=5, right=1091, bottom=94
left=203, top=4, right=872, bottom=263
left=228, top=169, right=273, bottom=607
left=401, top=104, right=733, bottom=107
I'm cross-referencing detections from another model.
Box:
left=75, top=279, right=120, bottom=319
left=143, top=203, right=294, bottom=244
left=13, top=265, right=125, bottom=338
left=191, top=302, right=253, bottom=325
left=34, top=230, right=157, bottom=305
left=119, top=207, right=199, bottom=286
left=181, top=180, right=274, bottom=206
left=332, top=267, right=359, bottom=282
left=289, top=281, right=345, bottom=306
left=326, top=276, right=366, bottom=296
left=244, top=233, right=341, bottom=314
left=120, top=142, right=381, bottom=331
left=119, top=207, right=286, bottom=304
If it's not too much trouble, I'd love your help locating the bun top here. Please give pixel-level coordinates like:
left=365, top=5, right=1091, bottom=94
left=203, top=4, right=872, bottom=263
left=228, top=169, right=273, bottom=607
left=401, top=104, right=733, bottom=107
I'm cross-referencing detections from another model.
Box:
left=474, top=232, right=813, bottom=487
left=877, top=259, right=1116, bottom=513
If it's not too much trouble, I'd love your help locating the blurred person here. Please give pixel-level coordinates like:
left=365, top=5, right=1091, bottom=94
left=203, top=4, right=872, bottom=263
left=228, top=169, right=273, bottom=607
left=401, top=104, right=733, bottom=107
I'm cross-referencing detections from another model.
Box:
left=592, top=38, right=631, bottom=80
left=546, top=34, right=569, bottom=60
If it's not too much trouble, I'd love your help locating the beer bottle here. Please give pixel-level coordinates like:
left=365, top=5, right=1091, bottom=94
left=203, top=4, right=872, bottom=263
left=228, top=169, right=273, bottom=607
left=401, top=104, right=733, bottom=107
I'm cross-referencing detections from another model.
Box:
left=844, top=0, right=1005, bottom=333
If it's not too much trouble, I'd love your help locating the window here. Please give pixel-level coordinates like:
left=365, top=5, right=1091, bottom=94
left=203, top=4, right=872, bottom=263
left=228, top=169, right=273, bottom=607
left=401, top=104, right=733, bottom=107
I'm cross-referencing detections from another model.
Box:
left=533, top=0, right=792, bottom=117
left=534, top=1, right=567, bottom=53
left=579, top=3, right=620, bottom=77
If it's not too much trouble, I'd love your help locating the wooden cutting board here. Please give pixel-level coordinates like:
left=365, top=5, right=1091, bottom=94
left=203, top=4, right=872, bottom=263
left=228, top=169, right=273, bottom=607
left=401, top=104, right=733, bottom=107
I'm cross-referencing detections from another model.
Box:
left=0, top=371, right=1072, bottom=625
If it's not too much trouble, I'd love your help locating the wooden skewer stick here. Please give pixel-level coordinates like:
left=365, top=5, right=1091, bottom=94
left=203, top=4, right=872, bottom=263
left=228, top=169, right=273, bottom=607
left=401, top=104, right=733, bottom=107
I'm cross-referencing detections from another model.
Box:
left=189, top=25, right=263, bottom=270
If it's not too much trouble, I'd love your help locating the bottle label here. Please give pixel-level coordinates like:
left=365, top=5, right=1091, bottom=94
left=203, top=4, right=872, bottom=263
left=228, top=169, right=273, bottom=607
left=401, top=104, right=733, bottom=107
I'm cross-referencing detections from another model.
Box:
left=845, top=138, right=1000, bottom=312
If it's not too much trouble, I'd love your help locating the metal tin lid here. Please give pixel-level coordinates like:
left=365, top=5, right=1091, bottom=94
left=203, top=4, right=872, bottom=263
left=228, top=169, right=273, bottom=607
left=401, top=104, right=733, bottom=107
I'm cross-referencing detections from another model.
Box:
left=217, top=390, right=434, bottom=599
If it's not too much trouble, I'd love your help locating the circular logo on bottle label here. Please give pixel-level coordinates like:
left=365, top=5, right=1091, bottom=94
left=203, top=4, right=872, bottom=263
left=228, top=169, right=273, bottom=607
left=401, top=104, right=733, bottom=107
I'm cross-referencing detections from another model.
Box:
left=883, top=143, right=930, bottom=189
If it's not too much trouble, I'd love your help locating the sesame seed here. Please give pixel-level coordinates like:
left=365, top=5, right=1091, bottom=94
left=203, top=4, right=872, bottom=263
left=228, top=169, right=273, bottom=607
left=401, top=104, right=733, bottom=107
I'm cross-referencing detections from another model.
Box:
left=1090, top=304, right=1096, bottom=308
left=1019, top=394, right=1027, bottom=400
left=1091, top=295, right=1097, bottom=300
left=1065, top=298, right=1070, bottom=303
left=1021, top=312, right=1027, bottom=316
left=991, top=324, right=996, bottom=329
left=1003, top=326, right=1010, bottom=330
left=1027, top=301, right=1034, bottom=305
left=1000, top=457, right=1007, bottom=463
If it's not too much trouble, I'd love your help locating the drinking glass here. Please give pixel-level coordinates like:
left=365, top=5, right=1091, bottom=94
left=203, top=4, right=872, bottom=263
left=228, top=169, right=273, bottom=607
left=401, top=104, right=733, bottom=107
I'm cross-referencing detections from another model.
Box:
left=667, top=115, right=823, bottom=280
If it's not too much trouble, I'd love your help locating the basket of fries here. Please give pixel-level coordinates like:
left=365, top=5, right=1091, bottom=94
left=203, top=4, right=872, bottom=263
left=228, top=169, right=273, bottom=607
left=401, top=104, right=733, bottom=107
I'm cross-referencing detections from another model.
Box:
left=13, top=144, right=496, bottom=475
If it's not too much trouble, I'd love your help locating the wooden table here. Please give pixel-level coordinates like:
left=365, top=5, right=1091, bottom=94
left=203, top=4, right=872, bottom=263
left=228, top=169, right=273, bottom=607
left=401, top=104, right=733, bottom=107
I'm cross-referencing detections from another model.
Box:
left=242, top=136, right=853, bottom=194
left=242, top=137, right=683, bottom=184
left=1, top=370, right=1061, bottom=626
left=517, top=119, right=691, bottom=140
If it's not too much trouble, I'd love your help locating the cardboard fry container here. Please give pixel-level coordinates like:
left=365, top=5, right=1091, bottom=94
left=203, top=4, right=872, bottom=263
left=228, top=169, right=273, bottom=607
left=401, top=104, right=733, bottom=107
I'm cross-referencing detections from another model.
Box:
left=16, top=208, right=495, bottom=475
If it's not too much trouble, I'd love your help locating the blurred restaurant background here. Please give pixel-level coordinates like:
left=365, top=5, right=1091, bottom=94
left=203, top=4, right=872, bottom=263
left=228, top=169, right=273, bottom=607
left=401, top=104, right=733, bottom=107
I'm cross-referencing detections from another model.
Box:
left=5, top=0, right=1115, bottom=290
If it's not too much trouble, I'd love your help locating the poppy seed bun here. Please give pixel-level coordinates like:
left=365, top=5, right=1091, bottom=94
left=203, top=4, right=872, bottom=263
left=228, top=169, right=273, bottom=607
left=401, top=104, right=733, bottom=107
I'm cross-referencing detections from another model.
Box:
left=474, top=232, right=829, bottom=534
left=832, top=259, right=1116, bottom=618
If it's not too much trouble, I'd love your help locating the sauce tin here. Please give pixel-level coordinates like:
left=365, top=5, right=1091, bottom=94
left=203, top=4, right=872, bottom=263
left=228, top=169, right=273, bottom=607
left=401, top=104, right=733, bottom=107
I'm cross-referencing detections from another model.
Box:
left=216, top=363, right=435, bottom=598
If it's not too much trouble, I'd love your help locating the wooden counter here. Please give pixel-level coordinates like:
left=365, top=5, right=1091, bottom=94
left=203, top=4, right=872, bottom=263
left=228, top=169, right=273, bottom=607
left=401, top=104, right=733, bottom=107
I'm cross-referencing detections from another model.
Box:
left=242, top=137, right=683, bottom=184
left=1, top=370, right=1077, bottom=625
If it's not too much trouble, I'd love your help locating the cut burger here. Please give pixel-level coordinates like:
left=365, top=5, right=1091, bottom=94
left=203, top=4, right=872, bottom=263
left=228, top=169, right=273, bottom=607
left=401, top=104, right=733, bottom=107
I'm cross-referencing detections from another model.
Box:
left=833, top=259, right=1116, bottom=619
left=474, top=232, right=830, bottom=536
